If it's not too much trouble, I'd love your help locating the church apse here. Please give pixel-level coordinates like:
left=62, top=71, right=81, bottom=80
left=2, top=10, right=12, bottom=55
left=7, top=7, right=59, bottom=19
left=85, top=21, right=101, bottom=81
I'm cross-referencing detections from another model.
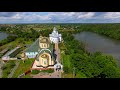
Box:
left=38, top=52, right=53, bottom=67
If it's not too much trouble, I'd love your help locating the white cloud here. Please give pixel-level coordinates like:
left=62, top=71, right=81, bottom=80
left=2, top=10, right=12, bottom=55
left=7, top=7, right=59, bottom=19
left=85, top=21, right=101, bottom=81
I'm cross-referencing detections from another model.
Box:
left=23, top=13, right=52, bottom=21
left=0, top=12, right=25, bottom=20
left=11, top=13, right=24, bottom=20
left=0, top=12, right=120, bottom=23
left=77, top=12, right=95, bottom=19
left=48, top=12, right=95, bottom=19
left=42, top=12, right=95, bottom=22
left=104, top=12, right=120, bottom=19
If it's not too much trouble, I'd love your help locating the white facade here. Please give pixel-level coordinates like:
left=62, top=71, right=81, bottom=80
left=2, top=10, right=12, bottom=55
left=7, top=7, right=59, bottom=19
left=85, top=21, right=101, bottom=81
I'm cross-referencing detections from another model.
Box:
left=25, top=52, right=38, bottom=58
left=49, top=27, right=62, bottom=43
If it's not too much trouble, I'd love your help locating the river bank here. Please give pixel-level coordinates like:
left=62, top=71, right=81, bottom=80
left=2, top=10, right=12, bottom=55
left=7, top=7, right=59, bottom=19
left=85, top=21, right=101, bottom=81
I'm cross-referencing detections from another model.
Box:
left=0, top=32, right=9, bottom=41
left=73, top=31, right=120, bottom=66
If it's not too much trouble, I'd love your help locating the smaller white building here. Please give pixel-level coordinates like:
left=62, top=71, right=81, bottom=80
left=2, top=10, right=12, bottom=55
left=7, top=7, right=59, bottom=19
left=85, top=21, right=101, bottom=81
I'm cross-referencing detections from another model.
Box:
left=49, top=27, right=62, bottom=43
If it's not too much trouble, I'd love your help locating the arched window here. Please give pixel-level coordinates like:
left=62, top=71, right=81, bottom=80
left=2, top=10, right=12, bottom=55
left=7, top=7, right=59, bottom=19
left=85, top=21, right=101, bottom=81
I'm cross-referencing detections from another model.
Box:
left=42, top=44, right=44, bottom=48
left=44, top=44, right=46, bottom=47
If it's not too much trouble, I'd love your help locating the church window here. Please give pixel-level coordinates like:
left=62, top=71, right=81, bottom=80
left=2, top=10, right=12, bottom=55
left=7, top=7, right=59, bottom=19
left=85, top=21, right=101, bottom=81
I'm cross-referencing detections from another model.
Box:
left=44, top=61, right=46, bottom=65
left=42, top=44, right=44, bottom=48
left=44, top=44, right=46, bottom=47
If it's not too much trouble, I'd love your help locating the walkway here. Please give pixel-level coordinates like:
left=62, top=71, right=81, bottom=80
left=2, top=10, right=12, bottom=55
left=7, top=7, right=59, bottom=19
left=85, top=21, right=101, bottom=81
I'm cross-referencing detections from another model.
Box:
left=31, top=71, right=61, bottom=78
left=54, top=45, right=61, bottom=63
left=0, top=59, right=4, bottom=78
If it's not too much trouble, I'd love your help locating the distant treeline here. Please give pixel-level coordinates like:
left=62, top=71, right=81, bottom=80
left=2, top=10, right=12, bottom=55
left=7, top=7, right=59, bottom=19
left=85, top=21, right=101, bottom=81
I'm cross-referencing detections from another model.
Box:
left=60, top=23, right=120, bottom=40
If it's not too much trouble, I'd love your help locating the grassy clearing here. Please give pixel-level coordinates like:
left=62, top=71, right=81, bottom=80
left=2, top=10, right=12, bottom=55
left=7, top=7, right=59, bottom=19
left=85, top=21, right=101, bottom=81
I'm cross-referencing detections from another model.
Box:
left=60, top=42, right=73, bottom=78
left=31, top=69, right=54, bottom=75
left=62, top=72, right=87, bottom=78
left=12, top=58, right=34, bottom=78
left=62, top=54, right=71, bottom=68
left=62, top=73, right=73, bottom=78
left=23, top=73, right=32, bottom=78
left=0, top=38, right=33, bottom=51
left=2, top=60, right=16, bottom=78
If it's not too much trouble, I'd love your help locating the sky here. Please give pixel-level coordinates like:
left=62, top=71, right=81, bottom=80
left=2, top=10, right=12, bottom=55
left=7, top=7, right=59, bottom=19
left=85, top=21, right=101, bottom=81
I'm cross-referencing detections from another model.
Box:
left=0, top=12, right=120, bottom=23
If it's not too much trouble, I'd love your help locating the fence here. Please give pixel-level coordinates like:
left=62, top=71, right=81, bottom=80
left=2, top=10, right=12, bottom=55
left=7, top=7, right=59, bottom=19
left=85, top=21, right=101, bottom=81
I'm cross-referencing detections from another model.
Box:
left=18, top=73, right=25, bottom=78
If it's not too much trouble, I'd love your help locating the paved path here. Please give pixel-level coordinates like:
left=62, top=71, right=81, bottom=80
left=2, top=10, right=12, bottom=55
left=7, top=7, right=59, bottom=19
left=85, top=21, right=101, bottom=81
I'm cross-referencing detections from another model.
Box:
left=8, top=60, right=20, bottom=78
left=31, top=71, right=61, bottom=78
left=0, top=59, right=4, bottom=78
left=55, top=47, right=61, bottom=63
left=0, top=62, right=2, bottom=78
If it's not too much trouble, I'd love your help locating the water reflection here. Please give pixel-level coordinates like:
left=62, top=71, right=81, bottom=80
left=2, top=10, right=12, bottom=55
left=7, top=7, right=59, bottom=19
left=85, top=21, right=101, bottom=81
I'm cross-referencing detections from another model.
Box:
left=74, top=31, right=120, bottom=66
left=0, top=32, right=9, bottom=41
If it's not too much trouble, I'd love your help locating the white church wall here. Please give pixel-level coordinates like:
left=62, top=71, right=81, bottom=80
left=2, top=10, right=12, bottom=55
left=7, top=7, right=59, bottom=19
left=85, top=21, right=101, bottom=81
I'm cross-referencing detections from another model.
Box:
left=49, top=36, right=59, bottom=43
left=25, top=52, right=38, bottom=58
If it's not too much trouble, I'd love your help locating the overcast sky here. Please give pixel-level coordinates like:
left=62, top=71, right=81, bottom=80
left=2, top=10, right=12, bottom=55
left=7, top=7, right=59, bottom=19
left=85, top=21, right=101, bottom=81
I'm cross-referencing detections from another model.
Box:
left=0, top=12, right=120, bottom=23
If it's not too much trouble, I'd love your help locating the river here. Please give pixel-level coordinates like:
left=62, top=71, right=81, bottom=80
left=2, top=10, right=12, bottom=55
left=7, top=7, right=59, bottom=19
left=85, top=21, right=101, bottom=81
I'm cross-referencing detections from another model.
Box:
left=0, top=32, right=9, bottom=41
left=73, top=31, right=120, bottom=66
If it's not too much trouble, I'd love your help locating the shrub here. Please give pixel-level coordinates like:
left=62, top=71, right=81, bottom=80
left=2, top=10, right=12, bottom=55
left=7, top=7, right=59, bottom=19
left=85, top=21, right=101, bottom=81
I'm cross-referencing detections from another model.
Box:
left=10, top=63, right=16, bottom=67
left=3, top=69, right=11, bottom=76
left=44, top=69, right=54, bottom=73
left=64, top=66, right=71, bottom=74
left=7, top=62, right=16, bottom=68
left=31, top=70, right=40, bottom=74
left=1, top=66, right=7, bottom=70
left=6, top=71, right=11, bottom=75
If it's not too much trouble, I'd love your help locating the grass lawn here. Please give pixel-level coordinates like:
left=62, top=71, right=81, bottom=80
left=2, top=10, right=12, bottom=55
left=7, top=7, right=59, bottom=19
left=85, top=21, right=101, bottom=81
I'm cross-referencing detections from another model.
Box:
left=62, top=73, right=86, bottom=78
left=23, top=73, right=32, bottom=78
left=60, top=42, right=73, bottom=78
left=61, top=52, right=74, bottom=78
left=62, top=73, right=73, bottom=78
left=62, top=53, right=71, bottom=68
left=0, top=38, right=33, bottom=51
left=12, top=58, right=34, bottom=78
left=75, top=71, right=87, bottom=78
left=64, top=55, right=71, bottom=67
left=2, top=60, right=16, bottom=78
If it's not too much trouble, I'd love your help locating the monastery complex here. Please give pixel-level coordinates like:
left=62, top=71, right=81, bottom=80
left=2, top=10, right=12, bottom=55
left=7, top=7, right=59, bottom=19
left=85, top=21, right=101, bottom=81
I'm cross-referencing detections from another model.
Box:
left=25, top=27, right=63, bottom=71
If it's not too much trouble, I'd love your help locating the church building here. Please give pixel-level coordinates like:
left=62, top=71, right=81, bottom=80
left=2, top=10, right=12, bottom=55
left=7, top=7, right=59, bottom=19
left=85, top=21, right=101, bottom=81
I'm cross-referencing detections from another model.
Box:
left=25, top=27, right=62, bottom=70
left=49, top=27, right=62, bottom=43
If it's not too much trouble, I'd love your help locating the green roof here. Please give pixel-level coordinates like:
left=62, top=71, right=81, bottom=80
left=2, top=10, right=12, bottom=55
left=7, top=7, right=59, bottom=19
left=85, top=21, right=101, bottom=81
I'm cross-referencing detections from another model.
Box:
left=36, top=50, right=55, bottom=61
left=25, top=38, right=54, bottom=53
left=38, top=44, right=53, bottom=56
left=25, top=39, right=39, bottom=52
left=36, top=44, right=55, bottom=61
